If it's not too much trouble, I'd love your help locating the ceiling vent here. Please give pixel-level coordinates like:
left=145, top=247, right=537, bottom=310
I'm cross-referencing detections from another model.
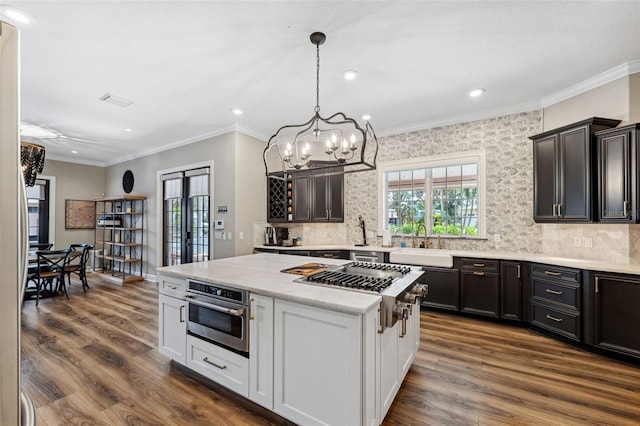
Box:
left=98, top=93, right=133, bottom=108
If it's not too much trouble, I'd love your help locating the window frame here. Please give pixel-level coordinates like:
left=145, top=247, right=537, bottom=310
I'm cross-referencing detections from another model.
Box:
left=377, top=150, right=487, bottom=239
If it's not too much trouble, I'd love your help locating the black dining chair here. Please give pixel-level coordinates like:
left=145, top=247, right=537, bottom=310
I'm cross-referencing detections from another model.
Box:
left=32, top=249, right=72, bottom=305
left=29, top=242, right=53, bottom=254
left=65, top=244, right=93, bottom=292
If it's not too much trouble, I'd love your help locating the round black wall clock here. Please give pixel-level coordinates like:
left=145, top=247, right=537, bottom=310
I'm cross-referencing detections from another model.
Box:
left=122, top=170, right=135, bottom=194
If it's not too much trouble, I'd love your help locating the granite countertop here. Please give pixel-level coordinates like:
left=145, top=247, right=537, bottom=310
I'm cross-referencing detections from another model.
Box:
left=254, top=244, right=640, bottom=275
left=157, top=253, right=382, bottom=314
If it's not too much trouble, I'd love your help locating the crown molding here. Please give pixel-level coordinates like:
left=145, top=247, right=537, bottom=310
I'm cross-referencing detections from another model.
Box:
left=378, top=100, right=542, bottom=137
left=540, top=59, right=640, bottom=107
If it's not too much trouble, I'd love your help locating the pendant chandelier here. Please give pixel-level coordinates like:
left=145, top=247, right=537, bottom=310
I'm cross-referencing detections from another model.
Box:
left=20, top=142, right=46, bottom=187
left=263, top=32, right=378, bottom=177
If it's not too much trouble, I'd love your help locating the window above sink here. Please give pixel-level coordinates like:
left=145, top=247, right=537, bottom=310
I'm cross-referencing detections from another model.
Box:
left=377, top=150, right=487, bottom=239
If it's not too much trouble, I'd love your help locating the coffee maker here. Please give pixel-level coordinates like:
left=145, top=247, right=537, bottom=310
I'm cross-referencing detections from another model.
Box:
left=264, top=226, right=277, bottom=246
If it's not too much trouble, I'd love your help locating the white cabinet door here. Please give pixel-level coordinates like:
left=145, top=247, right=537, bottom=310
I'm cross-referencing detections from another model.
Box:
left=158, top=293, right=187, bottom=364
left=249, top=293, right=274, bottom=409
left=379, top=321, right=399, bottom=419
left=398, top=301, right=419, bottom=377
left=273, top=299, right=362, bottom=426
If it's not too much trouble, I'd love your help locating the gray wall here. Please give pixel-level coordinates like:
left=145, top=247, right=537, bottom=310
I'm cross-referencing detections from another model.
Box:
left=41, top=159, right=106, bottom=249
left=105, top=131, right=266, bottom=277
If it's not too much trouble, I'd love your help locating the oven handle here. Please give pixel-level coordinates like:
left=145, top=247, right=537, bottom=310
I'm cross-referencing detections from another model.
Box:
left=186, top=296, right=246, bottom=317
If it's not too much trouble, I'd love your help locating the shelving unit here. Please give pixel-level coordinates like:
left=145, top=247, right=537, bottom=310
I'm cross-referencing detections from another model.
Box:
left=93, top=195, right=145, bottom=284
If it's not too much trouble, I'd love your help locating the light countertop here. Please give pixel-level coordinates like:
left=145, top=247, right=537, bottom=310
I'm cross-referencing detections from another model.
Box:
left=157, top=253, right=382, bottom=314
left=254, top=244, right=640, bottom=275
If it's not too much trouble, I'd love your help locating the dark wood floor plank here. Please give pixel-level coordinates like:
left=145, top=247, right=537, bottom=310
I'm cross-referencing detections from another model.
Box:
left=21, top=275, right=640, bottom=426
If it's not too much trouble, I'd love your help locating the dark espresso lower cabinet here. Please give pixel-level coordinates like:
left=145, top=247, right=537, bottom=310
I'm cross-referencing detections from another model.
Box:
left=591, top=273, right=640, bottom=359
left=501, top=261, right=524, bottom=321
left=420, top=267, right=460, bottom=311
left=460, top=259, right=500, bottom=318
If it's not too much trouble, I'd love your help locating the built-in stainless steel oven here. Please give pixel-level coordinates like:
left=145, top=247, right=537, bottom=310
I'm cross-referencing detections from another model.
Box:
left=186, top=279, right=249, bottom=355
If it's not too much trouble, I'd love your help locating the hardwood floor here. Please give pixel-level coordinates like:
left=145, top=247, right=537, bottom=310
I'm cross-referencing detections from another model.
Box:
left=21, top=273, right=640, bottom=425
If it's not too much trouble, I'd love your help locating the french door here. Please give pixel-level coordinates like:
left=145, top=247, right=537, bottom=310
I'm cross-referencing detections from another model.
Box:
left=162, top=167, right=210, bottom=266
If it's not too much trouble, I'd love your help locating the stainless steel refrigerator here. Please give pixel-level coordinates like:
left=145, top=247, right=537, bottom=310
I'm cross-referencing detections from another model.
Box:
left=1, top=19, right=36, bottom=426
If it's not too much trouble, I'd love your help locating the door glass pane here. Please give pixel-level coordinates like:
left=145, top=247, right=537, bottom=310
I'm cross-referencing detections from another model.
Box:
left=26, top=179, right=48, bottom=245
left=164, top=197, right=182, bottom=266
left=190, top=195, right=209, bottom=262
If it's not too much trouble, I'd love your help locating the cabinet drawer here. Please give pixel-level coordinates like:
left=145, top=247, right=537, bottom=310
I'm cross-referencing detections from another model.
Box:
left=186, top=335, right=249, bottom=397
left=158, top=275, right=186, bottom=298
left=531, top=278, right=580, bottom=310
left=530, top=263, right=581, bottom=284
left=530, top=302, right=580, bottom=341
left=460, top=258, right=499, bottom=271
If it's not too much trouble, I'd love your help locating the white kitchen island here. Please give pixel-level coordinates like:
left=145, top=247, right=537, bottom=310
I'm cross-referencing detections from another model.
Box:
left=157, top=253, right=421, bottom=426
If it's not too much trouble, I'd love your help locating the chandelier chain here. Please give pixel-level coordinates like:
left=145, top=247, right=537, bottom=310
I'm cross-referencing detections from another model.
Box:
left=315, top=42, right=320, bottom=114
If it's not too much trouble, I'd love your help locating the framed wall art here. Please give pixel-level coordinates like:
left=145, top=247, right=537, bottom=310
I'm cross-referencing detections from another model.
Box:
left=65, top=199, right=95, bottom=229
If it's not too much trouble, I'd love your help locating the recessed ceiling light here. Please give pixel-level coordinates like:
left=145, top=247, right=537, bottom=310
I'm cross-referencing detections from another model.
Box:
left=362, top=114, right=371, bottom=121
left=469, top=88, right=485, bottom=97
left=71, top=150, right=78, bottom=154
left=0, top=6, right=33, bottom=25
left=124, top=128, right=132, bottom=132
left=342, top=70, right=358, bottom=81
left=231, top=108, right=243, bottom=116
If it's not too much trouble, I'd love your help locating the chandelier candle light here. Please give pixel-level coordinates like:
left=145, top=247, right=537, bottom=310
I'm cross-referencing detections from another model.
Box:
left=263, top=32, right=378, bottom=177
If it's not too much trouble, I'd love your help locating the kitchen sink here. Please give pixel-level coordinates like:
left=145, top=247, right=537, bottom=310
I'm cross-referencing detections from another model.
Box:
left=389, top=248, right=454, bottom=268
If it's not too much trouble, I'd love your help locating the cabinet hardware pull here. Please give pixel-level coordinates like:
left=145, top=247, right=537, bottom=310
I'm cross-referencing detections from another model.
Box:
left=552, top=204, right=557, bottom=217
left=557, top=204, right=562, bottom=217
left=545, top=288, right=562, bottom=295
left=167, top=285, right=177, bottom=290
left=595, top=276, right=599, bottom=293
left=473, top=271, right=485, bottom=276
left=623, top=201, right=629, bottom=218
left=179, top=305, right=185, bottom=322
left=544, top=271, right=561, bottom=276
left=326, top=209, right=329, bottom=220
left=473, top=263, right=485, bottom=267
left=516, top=264, right=521, bottom=279
left=329, top=209, right=332, bottom=219
left=249, top=298, right=255, bottom=320
left=203, top=357, right=227, bottom=370
left=546, top=314, right=563, bottom=323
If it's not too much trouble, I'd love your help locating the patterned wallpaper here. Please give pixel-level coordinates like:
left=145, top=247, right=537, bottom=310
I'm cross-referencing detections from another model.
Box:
left=345, top=110, right=544, bottom=253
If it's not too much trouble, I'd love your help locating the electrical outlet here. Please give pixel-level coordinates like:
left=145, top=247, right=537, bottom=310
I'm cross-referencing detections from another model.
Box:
left=494, top=234, right=501, bottom=242
left=239, top=231, right=244, bottom=240
left=574, top=237, right=582, bottom=247
left=583, top=237, right=593, bottom=248
left=228, top=232, right=233, bottom=240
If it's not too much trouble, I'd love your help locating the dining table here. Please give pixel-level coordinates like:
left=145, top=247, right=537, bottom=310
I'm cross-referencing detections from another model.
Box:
left=24, top=250, right=82, bottom=302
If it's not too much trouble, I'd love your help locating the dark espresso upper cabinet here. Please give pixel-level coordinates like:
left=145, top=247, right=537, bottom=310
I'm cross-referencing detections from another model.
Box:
left=311, top=171, right=344, bottom=222
left=530, top=118, right=621, bottom=223
left=292, top=171, right=312, bottom=222
left=596, top=124, right=640, bottom=223
left=267, top=168, right=344, bottom=223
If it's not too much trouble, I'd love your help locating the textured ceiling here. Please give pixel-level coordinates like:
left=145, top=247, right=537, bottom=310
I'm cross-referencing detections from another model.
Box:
left=6, top=0, right=640, bottom=166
